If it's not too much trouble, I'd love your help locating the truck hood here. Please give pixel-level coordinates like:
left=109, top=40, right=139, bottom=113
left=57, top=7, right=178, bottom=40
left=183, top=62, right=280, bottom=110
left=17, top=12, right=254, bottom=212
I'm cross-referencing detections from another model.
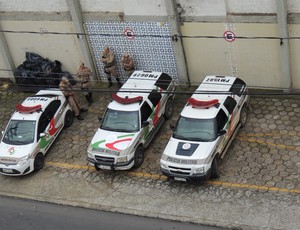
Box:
left=0, top=142, right=34, bottom=160
left=90, top=129, right=137, bottom=152
left=163, top=137, right=217, bottom=161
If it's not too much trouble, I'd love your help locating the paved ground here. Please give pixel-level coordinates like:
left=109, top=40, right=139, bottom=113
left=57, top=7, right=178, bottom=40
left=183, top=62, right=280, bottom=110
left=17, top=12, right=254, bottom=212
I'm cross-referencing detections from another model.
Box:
left=0, top=81, right=299, bottom=230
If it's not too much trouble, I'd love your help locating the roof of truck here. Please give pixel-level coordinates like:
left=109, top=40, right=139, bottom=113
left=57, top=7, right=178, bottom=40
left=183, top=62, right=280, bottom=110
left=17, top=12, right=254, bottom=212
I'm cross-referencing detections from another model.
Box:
left=180, top=75, right=246, bottom=119
left=108, top=70, right=173, bottom=111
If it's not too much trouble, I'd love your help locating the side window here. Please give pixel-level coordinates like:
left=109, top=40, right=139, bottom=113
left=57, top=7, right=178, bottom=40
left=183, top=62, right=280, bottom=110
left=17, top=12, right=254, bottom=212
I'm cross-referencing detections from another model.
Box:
left=155, top=73, right=172, bottom=90
left=140, top=102, right=152, bottom=123
left=223, top=96, right=237, bottom=114
left=230, top=78, right=246, bottom=97
left=38, top=113, right=50, bottom=138
left=37, top=100, right=61, bottom=139
left=216, top=109, right=228, bottom=131
left=148, top=90, right=162, bottom=107
left=44, top=100, right=61, bottom=120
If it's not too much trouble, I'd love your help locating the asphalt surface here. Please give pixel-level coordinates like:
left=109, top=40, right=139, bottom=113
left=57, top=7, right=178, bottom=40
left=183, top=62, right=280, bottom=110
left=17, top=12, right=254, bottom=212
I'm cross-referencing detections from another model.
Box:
left=0, top=81, right=299, bottom=230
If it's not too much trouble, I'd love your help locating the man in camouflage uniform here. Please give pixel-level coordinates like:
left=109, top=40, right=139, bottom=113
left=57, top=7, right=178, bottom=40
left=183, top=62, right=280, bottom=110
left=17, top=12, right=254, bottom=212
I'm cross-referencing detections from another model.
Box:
left=77, top=62, right=94, bottom=106
left=101, top=46, right=122, bottom=88
left=59, top=76, right=87, bottom=120
left=121, top=53, right=135, bottom=77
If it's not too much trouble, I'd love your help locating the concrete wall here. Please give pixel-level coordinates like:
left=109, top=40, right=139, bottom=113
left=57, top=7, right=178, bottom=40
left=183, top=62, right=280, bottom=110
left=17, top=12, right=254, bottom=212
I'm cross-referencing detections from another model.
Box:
left=180, top=22, right=281, bottom=87
left=1, top=0, right=300, bottom=89
left=0, top=20, right=82, bottom=75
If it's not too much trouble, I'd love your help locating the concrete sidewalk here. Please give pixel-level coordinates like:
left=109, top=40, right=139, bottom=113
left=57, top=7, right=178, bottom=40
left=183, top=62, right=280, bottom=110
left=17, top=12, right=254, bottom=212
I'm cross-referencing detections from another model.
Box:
left=0, top=83, right=299, bottom=229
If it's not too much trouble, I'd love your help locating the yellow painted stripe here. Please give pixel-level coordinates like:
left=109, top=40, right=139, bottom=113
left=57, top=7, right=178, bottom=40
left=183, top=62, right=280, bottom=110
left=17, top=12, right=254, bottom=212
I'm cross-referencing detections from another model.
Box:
left=237, top=136, right=300, bottom=151
left=45, top=161, right=300, bottom=194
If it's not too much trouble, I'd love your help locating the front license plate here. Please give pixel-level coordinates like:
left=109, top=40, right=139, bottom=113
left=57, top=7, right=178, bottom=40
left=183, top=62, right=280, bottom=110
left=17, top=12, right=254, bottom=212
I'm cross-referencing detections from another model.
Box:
left=2, top=169, right=13, bottom=173
left=99, top=165, right=111, bottom=170
left=174, top=177, right=186, bottom=182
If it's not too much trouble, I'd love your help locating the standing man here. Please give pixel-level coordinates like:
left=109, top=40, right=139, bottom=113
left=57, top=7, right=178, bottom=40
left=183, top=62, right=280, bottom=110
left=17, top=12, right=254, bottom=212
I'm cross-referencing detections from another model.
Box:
left=59, top=76, right=87, bottom=120
left=121, top=53, right=135, bottom=77
left=101, top=46, right=122, bottom=88
left=77, top=62, right=94, bottom=106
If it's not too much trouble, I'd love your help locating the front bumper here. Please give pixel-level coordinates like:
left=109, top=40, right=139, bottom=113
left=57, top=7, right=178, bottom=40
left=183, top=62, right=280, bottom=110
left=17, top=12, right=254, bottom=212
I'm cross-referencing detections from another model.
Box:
left=0, top=160, right=33, bottom=176
left=87, top=156, right=134, bottom=171
left=160, top=167, right=211, bottom=182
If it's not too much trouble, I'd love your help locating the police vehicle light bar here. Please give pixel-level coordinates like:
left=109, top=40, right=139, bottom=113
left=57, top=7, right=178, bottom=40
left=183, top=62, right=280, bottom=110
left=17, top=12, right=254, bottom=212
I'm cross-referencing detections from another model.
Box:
left=16, top=104, right=42, bottom=113
left=187, top=98, right=219, bottom=109
left=112, top=94, right=143, bottom=104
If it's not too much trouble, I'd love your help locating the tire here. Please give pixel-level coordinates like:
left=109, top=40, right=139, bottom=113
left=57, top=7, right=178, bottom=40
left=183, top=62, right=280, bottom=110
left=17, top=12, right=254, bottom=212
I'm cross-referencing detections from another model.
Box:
left=64, top=110, right=74, bottom=128
left=134, top=146, right=144, bottom=168
left=210, top=156, right=220, bottom=179
left=95, top=164, right=100, bottom=171
left=34, top=153, right=44, bottom=172
left=240, top=105, right=247, bottom=127
left=164, top=98, right=173, bottom=119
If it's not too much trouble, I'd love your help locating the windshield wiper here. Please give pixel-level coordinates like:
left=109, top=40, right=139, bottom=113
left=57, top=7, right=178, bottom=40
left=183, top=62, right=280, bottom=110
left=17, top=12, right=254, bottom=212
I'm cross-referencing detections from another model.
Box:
left=13, top=140, right=30, bottom=145
left=173, top=134, right=189, bottom=140
left=113, top=128, right=132, bottom=132
left=2, top=138, right=13, bottom=144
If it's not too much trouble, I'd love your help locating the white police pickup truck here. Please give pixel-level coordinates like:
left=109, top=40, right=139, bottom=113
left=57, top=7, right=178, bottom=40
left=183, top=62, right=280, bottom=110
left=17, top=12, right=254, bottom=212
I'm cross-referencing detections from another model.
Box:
left=160, top=75, right=249, bottom=181
left=0, top=89, right=73, bottom=176
left=87, top=70, right=175, bottom=170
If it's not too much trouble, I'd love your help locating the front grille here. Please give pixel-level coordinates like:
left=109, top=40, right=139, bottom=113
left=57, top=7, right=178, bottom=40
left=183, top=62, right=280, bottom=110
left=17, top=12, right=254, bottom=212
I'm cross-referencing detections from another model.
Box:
left=169, top=166, right=191, bottom=175
left=0, top=158, right=18, bottom=165
left=95, top=155, right=115, bottom=164
left=0, top=168, right=21, bottom=174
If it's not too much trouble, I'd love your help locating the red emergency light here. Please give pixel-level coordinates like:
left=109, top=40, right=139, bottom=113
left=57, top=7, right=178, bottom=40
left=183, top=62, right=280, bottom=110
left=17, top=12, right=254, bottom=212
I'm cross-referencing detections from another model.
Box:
left=16, top=104, right=42, bottom=113
left=112, top=94, right=143, bottom=104
left=188, top=98, right=219, bottom=109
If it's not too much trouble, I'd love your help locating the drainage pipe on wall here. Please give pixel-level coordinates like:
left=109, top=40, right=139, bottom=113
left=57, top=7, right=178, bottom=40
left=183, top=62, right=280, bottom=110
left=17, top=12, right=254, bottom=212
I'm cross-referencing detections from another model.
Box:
left=276, top=0, right=292, bottom=89
left=0, top=28, right=15, bottom=83
left=66, top=0, right=97, bottom=81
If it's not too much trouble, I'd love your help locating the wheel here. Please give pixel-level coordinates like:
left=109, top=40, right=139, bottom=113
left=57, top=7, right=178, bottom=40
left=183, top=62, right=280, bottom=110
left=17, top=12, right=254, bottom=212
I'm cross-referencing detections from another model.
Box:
left=64, top=110, right=74, bottom=128
left=95, top=164, right=100, bottom=171
left=240, top=105, right=247, bottom=127
left=164, top=98, right=173, bottom=119
left=34, top=153, right=44, bottom=172
left=210, top=156, right=220, bottom=179
left=134, top=146, right=144, bottom=168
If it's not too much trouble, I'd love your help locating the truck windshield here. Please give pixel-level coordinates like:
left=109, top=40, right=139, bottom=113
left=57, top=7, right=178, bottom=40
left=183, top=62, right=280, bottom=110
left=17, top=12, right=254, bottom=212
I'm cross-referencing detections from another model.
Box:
left=173, top=116, right=216, bottom=142
left=2, top=120, right=36, bottom=145
left=101, top=109, right=139, bottom=132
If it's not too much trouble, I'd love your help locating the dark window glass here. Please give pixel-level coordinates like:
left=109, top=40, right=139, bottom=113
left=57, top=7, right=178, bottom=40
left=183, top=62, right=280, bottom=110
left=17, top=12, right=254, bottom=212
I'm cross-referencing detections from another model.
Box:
left=148, top=90, right=162, bottom=107
left=216, top=109, right=228, bottom=131
left=37, top=100, right=61, bottom=138
left=155, top=73, right=172, bottom=90
left=223, top=96, right=237, bottom=114
left=140, top=102, right=152, bottom=123
left=230, top=78, right=246, bottom=96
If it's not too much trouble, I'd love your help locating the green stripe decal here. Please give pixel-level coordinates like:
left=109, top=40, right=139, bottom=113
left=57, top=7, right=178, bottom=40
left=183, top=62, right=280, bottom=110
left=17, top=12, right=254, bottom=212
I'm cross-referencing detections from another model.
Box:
left=92, top=133, right=134, bottom=148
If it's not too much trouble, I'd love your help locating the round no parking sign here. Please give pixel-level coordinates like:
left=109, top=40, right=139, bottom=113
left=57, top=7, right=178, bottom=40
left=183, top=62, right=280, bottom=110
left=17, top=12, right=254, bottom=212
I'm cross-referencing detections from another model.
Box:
left=223, top=31, right=236, bottom=42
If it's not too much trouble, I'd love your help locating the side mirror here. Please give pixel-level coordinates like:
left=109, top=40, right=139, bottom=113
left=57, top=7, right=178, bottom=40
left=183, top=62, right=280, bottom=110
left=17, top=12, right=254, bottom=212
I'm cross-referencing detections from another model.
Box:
left=169, top=124, right=175, bottom=131
left=218, top=129, right=227, bottom=136
left=142, top=121, right=150, bottom=127
left=40, top=133, right=46, bottom=138
left=98, top=116, right=102, bottom=122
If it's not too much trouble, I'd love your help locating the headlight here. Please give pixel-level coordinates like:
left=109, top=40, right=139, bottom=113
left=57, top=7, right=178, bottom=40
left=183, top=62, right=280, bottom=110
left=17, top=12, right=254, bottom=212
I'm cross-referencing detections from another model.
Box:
left=193, top=166, right=205, bottom=175
left=160, top=161, right=168, bottom=169
left=116, top=156, right=127, bottom=163
left=87, top=152, right=94, bottom=159
left=17, top=156, right=29, bottom=166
